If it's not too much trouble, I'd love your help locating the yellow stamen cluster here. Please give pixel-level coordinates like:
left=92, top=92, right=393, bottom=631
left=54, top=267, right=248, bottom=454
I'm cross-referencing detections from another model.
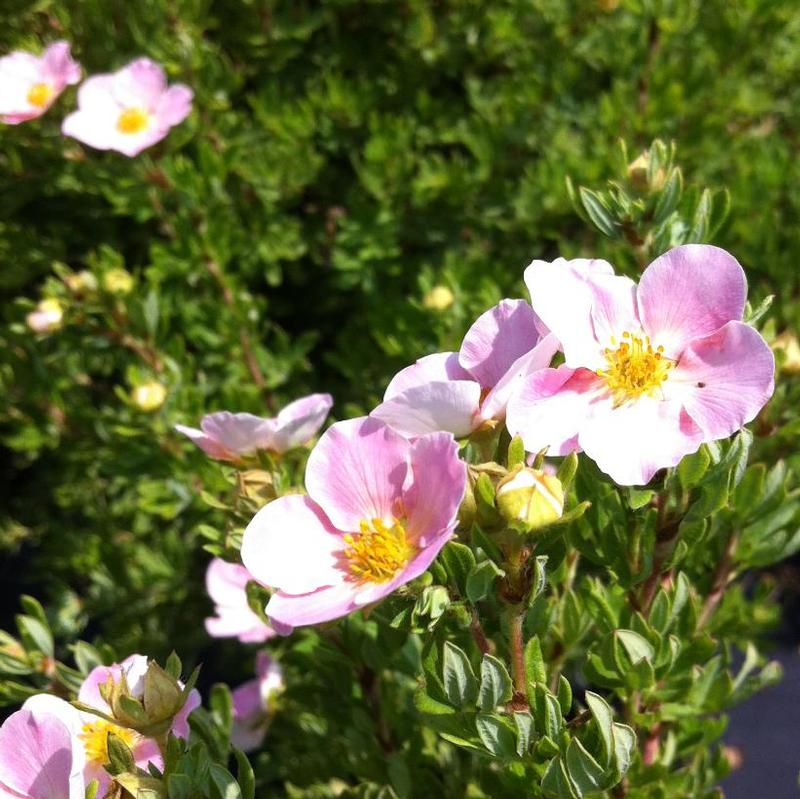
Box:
left=79, top=720, right=138, bottom=766
left=27, top=83, right=54, bottom=108
left=343, top=518, right=413, bottom=583
left=116, top=107, right=149, bottom=134
left=598, top=331, right=673, bottom=405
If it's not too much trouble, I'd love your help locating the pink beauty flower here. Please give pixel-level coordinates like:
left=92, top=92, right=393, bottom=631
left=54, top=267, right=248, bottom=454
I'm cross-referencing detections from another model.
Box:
left=506, top=245, right=775, bottom=485
left=0, top=41, right=80, bottom=125
left=241, top=417, right=466, bottom=630
left=61, top=58, right=192, bottom=157
left=230, top=652, right=284, bottom=752
left=371, top=299, right=559, bottom=437
left=205, top=557, right=275, bottom=644
left=175, top=393, right=334, bottom=461
left=0, top=703, right=83, bottom=799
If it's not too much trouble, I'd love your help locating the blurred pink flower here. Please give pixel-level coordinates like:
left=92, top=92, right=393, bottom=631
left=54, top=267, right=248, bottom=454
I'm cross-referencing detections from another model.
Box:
left=371, top=299, right=558, bottom=437
left=61, top=57, right=192, bottom=156
left=175, top=393, right=333, bottom=460
left=0, top=703, right=83, bottom=799
left=26, top=298, right=64, bottom=334
left=0, top=41, right=80, bottom=124
left=205, top=557, right=275, bottom=644
left=230, top=652, right=284, bottom=752
left=242, top=417, right=466, bottom=630
left=507, top=245, right=775, bottom=485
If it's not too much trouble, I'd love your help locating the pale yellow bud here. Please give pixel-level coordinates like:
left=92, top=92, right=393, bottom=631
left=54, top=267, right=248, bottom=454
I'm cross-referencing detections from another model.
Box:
left=496, top=467, right=564, bottom=531
left=132, top=381, right=167, bottom=412
left=627, top=152, right=665, bottom=191
left=103, top=267, right=135, bottom=295
left=64, top=270, right=98, bottom=294
left=423, top=285, right=455, bottom=312
left=26, top=298, right=64, bottom=334
left=772, top=331, right=800, bottom=375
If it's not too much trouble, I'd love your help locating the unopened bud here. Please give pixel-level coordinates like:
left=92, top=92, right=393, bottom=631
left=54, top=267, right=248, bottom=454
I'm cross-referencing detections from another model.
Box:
left=627, top=152, right=665, bottom=192
left=423, top=285, right=455, bottom=312
left=496, top=467, right=564, bottom=531
left=132, top=380, right=167, bottom=412
left=64, top=270, right=98, bottom=295
left=773, top=331, right=800, bottom=375
left=103, top=267, right=134, bottom=295
left=26, top=298, right=64, bottom=334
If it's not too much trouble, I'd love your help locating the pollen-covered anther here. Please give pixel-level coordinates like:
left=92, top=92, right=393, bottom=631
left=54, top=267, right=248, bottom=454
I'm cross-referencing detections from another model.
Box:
left=343, top=518, right=414, bottom=583
left=116, top=107, right=150, bottom=134
left=597, top=330, right=673, bottom=405
left=27, top=82, right=55, bottom=108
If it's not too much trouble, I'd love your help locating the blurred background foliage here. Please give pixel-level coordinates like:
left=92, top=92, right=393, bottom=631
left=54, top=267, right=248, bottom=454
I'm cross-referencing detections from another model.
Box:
left=1, top=0, right=799, bottom=700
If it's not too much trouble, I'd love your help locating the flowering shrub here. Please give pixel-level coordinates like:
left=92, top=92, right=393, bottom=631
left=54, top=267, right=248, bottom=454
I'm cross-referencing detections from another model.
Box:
left=2, top=2, right=800, bottom=798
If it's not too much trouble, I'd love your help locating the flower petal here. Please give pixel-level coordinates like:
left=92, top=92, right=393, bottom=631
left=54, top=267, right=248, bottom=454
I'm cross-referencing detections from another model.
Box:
left=458, top=299, right=544, bottom=389
left=241, top=494, right=344, bottom=594
left=404, top=433, right=466, bottom=544
left=270, top=393, right=333, bottom=452
left=588, top=273, right=640, bottom=348
left=174, top=424, right=234, bottom=460
left=667, top=321, right=775, bottom=440
left=266, top=581, right=360, bottom=629
left=637, top=245, right=747, bottom=357
left=579, top=396, right=703, bottom=486
left=305, top=417, right=410, bottom=530
left=371, top=380, right=482, bottom=438
left=384, top=352, right=470, bottom=400
left=205, top=558, right=274, bottom=643
left=113, top=58, right=166, bottom=109
left=155, top=84, right=193, bottom=126
left=199, top=412, right=276, bottom=456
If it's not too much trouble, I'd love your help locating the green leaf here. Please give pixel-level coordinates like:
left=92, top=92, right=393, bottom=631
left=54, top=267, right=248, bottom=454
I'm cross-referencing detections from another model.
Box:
left=466, top=559, right=504, bottom=603
left=557, top=675, right=573, bottom=716
left=544, top=693, right=563, bottom=740
left=233, top=748, right=256, bottom=799
left=16, top=616, right=53, bottom=658
left=678, top=447, right=711, bottom=489
left=653, top=167, right=683, bottom=224
left=478, top=654, right=513, bottom=710
left=565, top=737, right=606, bottom=793
left=579, top=187, right=618, bottom=238
left=524, top=636, right=546, bottom=694
left=615, top=629, right=654, bottom=665
left=475, top=473, right=496, bottom=507
left=209, top=764, right=243, bottom=799
left=440, top=542, right=476, bottom=595
left=556, top=453, right=579, bottom=489
left=167, top=774, right=192, bottom=799
left=106, top=732, right=136, bottom=775
left=475, top=713, right=517, bottom=758
left=585, top=691, right=615, bottom=765
left=442, top=642, right=478, bottom=707
left=541, top=756, right=580, bottom=798
left=508, top=437, right=526, bottom=469
left=514, top=711, right=534, bottom=756
left=612, top=723, right=637, bottom=777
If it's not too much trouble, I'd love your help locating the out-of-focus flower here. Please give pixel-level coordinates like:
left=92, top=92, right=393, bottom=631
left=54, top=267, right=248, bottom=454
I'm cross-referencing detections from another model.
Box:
left=63, top=270, right=98, bottom=295
left=26, top=298, right=64, bottom=334
left=132, top=380, right=167, bottom=412
left=205, top=557, right=275, bottom=644
left=372, top=299, right=559, bottom=438
left=0, top=702, right=83, bottom=799
left=423, top=285, right=455, bottom=312
left=175, top=394, right=333, bottom=460
left=230, top=652, right=284, bottom=752
left=507, top=245, right=775, bottom=485
left=62, top=58, right=193, bottom=157
left=102, top=267, right=134, bottom=295
left=772, top=330, right=800, bottom=375
left=496, top=467, right=564, bottom=531
left=0, top=41, right=80, bottom=125
left=242, top=417, right=466, bottom=631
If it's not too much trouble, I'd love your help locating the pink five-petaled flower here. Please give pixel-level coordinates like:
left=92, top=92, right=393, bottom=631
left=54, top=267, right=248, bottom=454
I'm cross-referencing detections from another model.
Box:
left=0, top=41, right=81, bottom=125
left=506, top=245, right=775, bottom=486
left=230, top=652, right=284, bottom=753
left=205, top=557, right=275, bottom=644
left=175, top=393, right=333, bottom=461
left=241, top=417, right=467, bottom=630
left=61, top=58, right=192, bottom=157
left=371, top=299, right=559, bottom=438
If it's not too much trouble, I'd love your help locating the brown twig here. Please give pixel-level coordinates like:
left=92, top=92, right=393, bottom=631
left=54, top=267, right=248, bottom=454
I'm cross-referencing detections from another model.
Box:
left=469, top=611, right=491, bottom=655
left=697, top=533, right=739, bottom=629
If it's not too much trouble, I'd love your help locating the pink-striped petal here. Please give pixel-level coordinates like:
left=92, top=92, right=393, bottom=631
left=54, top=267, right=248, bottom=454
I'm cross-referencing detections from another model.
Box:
left=266, top=581, right=361, bottom=629
left=384, top=352, right=470, bottom=400
left=270, top=393, right=333, bottom=452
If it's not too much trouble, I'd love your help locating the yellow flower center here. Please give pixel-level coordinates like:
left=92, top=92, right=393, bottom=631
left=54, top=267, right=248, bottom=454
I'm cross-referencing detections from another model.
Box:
left=343, top=518, right=414, bottom=583
left=116, top=107, right=149, bottom=134
left=27, top=83, right=55, bottom=108
left=79, top=720, right=138, bottom=766
left=597, top=331, right=673, bottom=405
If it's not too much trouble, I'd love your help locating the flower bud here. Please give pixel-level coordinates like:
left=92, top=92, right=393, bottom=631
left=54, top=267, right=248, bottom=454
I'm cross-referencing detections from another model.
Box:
left=773, top=331, right=800, bottom=375
left=103, top=267, right=135, bottom=295
left=423, top=285, right=455, bottom=312
left=26, top=298, right=64, bottom=334
left=132, top=380, right=167, bottom=412
left=627, top=152, right=665, bottom=192
left=496, top=467, right=564, bottom=531
left=63, top=270, right=98, bottom=295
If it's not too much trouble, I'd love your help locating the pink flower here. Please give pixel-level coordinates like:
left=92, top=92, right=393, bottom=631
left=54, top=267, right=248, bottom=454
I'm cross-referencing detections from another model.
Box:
left=0, top=703, right=83, bottom=799
left=0, top=41, right=80, bottom=125
left=241, top=417, right=466, bottom=630
left=61, top=58, right=192, bottom=157
left=230, top=652, right=284, bottom=752
left=507, top=245, right=775, bottom=485
left=205, top=557, right=275, bottom=644
left=371, top=299, right=559, bottom=437
left=175, top=393, right=334, bottom=461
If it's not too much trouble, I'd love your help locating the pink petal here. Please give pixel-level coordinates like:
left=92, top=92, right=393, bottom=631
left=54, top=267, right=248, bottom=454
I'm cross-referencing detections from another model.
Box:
left=266, top=581, right=361, bottom=629
left=0, top=709, right=77, bottom=799
left=171, top=689, right=201, bottom=739
left=480, top=332, right=560, bottom=421
left=370, top=380, right=482, bottom=438
left=579, top=396, right=703, bottom=486
left=506, top=366, right=601, bottom=455
left=384, top=352, right=471, bottom=400
left=305, top=417, right=410, bottom=531
left=240, top=495, right=344, bottom=594
left=132, top=737, right=163, bottom=776
left=403, top=433, right=466, bottom=544
left=154, top=84, right=193, bottom=126
left=113, top=58, right=166, bottom=109
left=667, top=321, right=775, bottom=440
left=270, top=393, right=333, bottom=452
left=205, top=558, right=252, bottom=607
left=230, top=678, right=267, bottom=752
left=199, top=412, right=276, bottom=456
left=205, top=558, right=274, bottom=643
left=174, top=424, right=234, bottom=460
left=78, top=655, right=149, bottom=710
left=42, top=41, right=81, bottom=87
left=458, top=300, right=544, bottom=389
left=588, top=273, right=640, bottom=348
left=637, top=245, right=746, bottom=358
